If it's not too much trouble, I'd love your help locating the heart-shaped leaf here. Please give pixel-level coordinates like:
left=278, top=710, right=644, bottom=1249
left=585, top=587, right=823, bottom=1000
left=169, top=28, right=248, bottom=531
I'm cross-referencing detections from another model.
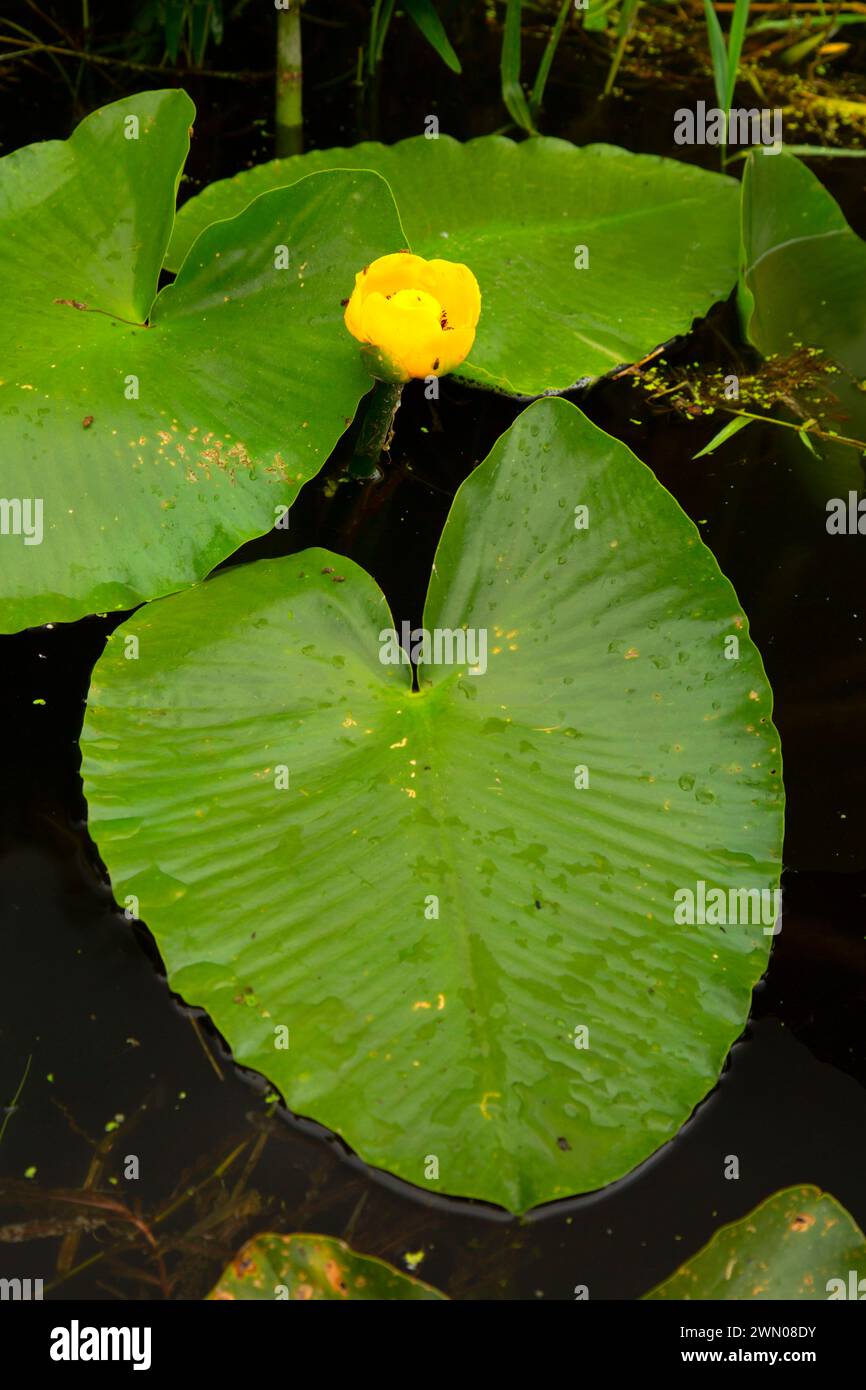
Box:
left=167, top=135, right=741, bottom=395
left=0, top=91, right=405, bottom=632
left=208, top=1233, right=446, bottom=1300
left=646, top=1186, right=866, bottom=1300
left=81, top=398, right=783, bottom=1212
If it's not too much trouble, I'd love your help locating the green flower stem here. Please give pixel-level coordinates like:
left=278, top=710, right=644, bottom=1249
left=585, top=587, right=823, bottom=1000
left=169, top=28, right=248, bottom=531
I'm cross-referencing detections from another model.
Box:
left=349, top=380, right=404, bottom=480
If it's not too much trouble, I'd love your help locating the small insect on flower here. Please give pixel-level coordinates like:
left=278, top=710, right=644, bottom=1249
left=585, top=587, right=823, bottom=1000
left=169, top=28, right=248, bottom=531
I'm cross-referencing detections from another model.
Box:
left=343, top=252, right=481, bottom=383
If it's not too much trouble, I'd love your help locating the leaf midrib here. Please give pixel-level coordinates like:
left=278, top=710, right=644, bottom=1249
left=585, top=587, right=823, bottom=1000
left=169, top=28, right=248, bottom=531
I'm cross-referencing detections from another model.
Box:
left=408, top=679, right=518, bottom=1203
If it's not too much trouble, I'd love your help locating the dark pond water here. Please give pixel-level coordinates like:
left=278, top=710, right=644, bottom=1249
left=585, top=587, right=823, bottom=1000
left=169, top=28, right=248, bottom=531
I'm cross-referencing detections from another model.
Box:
left=1, top=2, right=865, bottom=1299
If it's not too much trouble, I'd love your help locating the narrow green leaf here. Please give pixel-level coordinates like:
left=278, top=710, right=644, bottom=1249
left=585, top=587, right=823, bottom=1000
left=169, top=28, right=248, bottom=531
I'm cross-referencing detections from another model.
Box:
left=616, top=0, right=642, bottom=38
left=775, top=144, right=866, bottom=158
left=780, top=29, right=834, bottom=67
left=603, top=0, right=642, bottom=96
left=403, top=0, right=462, bottom=74
left=530, top=0, right=572, bottom=117
left=501, top=0, right=536, bottom=133
left=584, top=0, right=617, bottom=34
left=748, top=15, right=866, bottom=34
left=724, top=0, right=751, bottom=112
left=190, top=0, right=211, bottom=67
left=727, top=144, right=866, bottom=161
left=210, top=0, right=224, bottom=45
left=702, top=0, right=729, bottom=111
left=693, top=414, right=754, bottom=458
left=372, top=0, right=397, bottom=69
left=163, top=0, right=186, bottom=64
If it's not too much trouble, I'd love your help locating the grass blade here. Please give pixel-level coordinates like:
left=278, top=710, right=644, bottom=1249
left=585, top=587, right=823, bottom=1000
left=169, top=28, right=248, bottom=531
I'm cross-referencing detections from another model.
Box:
left=702, top=0, right=728, bottom=110
left=403, top=0, right=462, bottom=74
left=693, top=414, right=753, bottom=459
left=603, top=0, right=642, bottom=97
left=724, top=0, right=751, bottom=111
left=530, top=0, right=571, bottom=118
left=501, top=0, right=536, bottom=132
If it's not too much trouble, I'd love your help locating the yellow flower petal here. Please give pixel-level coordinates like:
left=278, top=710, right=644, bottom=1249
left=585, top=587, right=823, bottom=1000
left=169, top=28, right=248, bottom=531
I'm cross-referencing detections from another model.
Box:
left=434, top=324, right=476, bottom=375
left=343, top=278, right=366, bottom=340
left=423, top=260, right=482, bottom=330
left=343, top=251, right=481, bottom=380
left=360, top=289, right=442, bottom=380
left=362, top=252, right=430, bottom=298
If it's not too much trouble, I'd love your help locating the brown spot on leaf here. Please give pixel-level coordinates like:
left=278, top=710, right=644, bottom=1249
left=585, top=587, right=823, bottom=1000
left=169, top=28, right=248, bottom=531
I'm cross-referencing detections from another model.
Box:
left=324, top=1258, right=349, bottom=1296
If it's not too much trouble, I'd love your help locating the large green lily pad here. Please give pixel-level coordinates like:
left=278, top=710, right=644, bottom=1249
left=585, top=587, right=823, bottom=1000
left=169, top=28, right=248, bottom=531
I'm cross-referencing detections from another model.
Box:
left=646, top=1186, right=866, bottom=1300
left=81, top=398, right=783, bottom=1212
left=207, top=1233, right=445, bottom=1300
left=168, top=135, right=741, bottom=395
left=0, top=90, right=404, bottom=632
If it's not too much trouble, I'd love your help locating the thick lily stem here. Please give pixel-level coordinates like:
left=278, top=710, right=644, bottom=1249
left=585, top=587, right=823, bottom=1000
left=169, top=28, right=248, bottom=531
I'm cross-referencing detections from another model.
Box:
left=350, top=381, right=404, bottom=480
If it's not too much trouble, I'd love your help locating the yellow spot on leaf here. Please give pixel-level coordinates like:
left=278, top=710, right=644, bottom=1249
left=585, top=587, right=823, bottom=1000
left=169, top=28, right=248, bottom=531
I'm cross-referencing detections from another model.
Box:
left=479, top=1090, right=501, bottom=1120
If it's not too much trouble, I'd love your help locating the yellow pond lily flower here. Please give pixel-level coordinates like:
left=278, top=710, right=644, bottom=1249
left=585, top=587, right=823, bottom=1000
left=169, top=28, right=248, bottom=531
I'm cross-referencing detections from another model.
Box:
left=344, top=252, right=481, bottom=382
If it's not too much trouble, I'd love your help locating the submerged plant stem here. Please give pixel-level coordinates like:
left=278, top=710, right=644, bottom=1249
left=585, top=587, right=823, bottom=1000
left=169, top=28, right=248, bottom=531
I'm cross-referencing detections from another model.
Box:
left=0, top=1053, right=31, bottom=1146
left=350, top=381, right=404, bottom=480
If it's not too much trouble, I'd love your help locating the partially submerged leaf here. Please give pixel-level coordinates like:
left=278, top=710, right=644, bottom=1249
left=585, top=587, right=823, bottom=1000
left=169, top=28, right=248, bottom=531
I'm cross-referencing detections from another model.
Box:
left=208, top=1233, right=446, bottom=1300
left=646, top=1186, right=866, bottom=1300
left=739, top=151, right=866, bottom=379
left=738, top=150, right=866, bottom=486
left=81, top=398, right=782, bottom=1212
